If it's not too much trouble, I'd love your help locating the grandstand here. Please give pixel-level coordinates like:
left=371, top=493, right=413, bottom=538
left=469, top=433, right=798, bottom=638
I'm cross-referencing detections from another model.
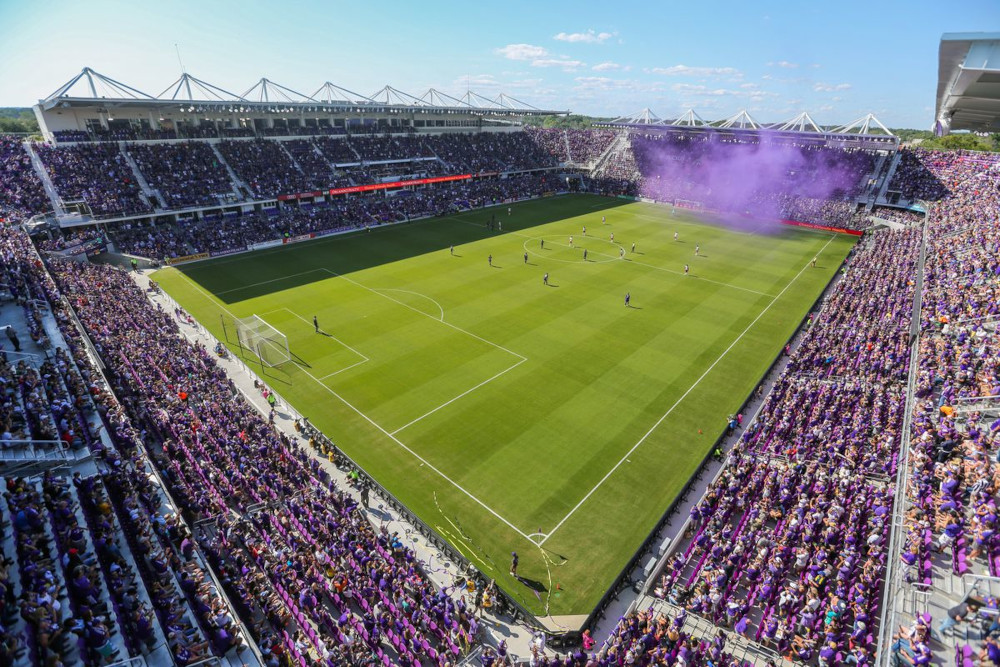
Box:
left=0, top=31, right=998, bottom=666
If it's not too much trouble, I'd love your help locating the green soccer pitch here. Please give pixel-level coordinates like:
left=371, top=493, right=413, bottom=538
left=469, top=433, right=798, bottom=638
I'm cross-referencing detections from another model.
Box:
left=152, top=194, right=856, bottom=619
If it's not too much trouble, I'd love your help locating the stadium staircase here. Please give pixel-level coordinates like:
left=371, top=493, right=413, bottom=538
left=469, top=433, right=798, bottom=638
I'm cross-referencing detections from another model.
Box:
left=562, top=130, right=573, bottom=164
left=275, top=141, right=305, bottom=175
left=120, top=146, right=165, bottom=211
left=873, top=151, right=904, bottom=209
left=208, top=143, right=251, bottom=199
left=23, top=141, right=66, bottom=217
left=308, top=139, right=338, bottom=173
left=590, top=131, right=628, bottom=174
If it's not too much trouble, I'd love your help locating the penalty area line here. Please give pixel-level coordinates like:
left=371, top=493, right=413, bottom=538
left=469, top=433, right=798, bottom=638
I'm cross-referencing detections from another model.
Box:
left=173, top=270, right=537, bottom=544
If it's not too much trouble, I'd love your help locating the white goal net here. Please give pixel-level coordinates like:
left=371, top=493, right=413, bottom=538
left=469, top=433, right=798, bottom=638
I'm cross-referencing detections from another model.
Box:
left=235, top=315, right=290, bottom=367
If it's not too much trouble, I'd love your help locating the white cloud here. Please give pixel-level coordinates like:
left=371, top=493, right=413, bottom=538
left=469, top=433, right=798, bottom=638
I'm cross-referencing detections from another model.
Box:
left=648, top=65, right=743, bottom=78
left=554, top=30, right=614, bottom=44
left=739, top=82, right=758, bottom=89
left=532, top=57, right=585, bottom=70
left=592, top=61, right=626, bottom=72
left=456, top=74, right=499, bottom=87
left=813, top=82, right=851, bottom=92
left=671, top=83, right=776, bottom=99
left=495, top=44, right=548, bottom=61
left=769, top=60, right=798, bottom=69
left=810, top=63, right=822, bottom=69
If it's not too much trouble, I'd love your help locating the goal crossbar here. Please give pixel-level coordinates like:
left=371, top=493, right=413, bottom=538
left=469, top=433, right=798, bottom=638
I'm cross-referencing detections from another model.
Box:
left=234, top=315, right=291, bottom=367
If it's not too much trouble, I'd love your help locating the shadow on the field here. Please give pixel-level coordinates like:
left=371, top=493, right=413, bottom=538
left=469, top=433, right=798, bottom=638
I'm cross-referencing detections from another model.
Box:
left=176, top=195, right=631, bottom=303
left=516, top=576, right=547, bottom=594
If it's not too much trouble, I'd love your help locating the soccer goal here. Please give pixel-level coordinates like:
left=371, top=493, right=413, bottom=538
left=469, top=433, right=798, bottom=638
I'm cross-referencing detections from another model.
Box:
left=674, top=199, right=705, bottom=211
left=233, top=315, right=291, bottom=367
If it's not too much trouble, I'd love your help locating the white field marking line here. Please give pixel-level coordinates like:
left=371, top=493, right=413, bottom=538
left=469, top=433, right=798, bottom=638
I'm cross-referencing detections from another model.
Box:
left=514, top=231, right=777, bottom=298
left=317, top=359, right=369, bottom=380
left=319, top=268, right=527, bottom=363
left=373, top=288, right=445, bottom=321
left=626, top=257, right=776, bottom=298
left=173, top=269, right=536, bottom=542
left=273, top=307, right=370, bottom=363
left=521, top=238, right=619, bottom=265
left=538, top=233, right=838, bottom=546
left=390, top=357, right=527, bottom=435
left=213, top=268, right=327, bottom=296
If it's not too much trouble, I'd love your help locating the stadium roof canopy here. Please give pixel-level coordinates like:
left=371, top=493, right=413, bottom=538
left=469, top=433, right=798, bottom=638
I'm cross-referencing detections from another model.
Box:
left=38, top=67, right=566, bottom=117
left=595, top=109, right=898, bottom=149
left=936, top=32, right=1000, bottom=134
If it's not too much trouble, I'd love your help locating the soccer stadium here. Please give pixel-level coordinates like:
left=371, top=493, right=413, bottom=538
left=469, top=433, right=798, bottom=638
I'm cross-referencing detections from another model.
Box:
left=1, top=5, right=1000, bottom=664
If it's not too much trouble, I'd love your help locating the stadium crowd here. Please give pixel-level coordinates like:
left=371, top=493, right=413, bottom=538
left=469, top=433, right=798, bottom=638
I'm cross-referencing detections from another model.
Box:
left=896, top=150, right=1000, bottom=663
left=35, top=143, right=150, bottom=217
left=127, top=142, right=235, bottom=208
left=109, top=174, right=555, bottom=259
left=8, top=123, right=1000, bottom=665
left=0, top=137, right=48, bottom=223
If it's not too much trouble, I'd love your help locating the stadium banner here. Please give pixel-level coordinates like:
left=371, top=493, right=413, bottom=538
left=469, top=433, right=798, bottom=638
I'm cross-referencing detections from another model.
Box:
left=277, top=190, right=325, bottom=202
left=250, top=239, right=283, bottom=251
left=616, top=195, right=637, bottom=201
left=542, top=191, right=555, bottom=197
left=639, top=197, right=656, bottom=204
left=314, top=226, right=358, bottom=238
left=328, top=173, right=472, bottom=196
left=781, top=219, right=864, bottom=237
left=165, top=252, right=210, bottom=265
left=282, top=233, right=315, bottom=245
left=210, top=247, right=248, bottom=257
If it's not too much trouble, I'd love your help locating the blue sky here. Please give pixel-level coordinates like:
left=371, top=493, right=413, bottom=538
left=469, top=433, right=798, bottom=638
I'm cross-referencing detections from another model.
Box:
left=1, top=0, right=996, bottom=128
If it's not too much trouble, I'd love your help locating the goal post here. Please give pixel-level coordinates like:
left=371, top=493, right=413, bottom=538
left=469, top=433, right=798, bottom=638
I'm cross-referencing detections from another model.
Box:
left=233, top=315, right=291, bottom=367
left=673, top=199, right=705, bottom=211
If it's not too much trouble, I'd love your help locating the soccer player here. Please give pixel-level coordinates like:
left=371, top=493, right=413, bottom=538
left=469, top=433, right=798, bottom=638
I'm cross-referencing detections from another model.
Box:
left=673, top=231, right=679, bottom=242
left=543, top=272, right=549, bottom=286
left=507, top=207, right=512, bottom=216
left=582, top=225, right=586, bottom=236
left=610, top=232, right=614, bottom=243
left=450, top=245, right=454, bottom=255
left=811, top=256, right=818, bottom=268
left=488, top=254, right=492, bottom=266
left=569, top=235, right=573, bottom=247
left=313, top=316, right=319, bottom=333
left=524, top=252, right=528, bottom=264
left=619, top=247, right=625, bottom=259
left=694, top=244, right=700, bottom=256
left=684, top=264, right=690, bottom=275
left=625, top=292, right=631, bottom=307
left=631, top=242, right=636, bottom=253
left=540, top=239, right=545, bottom=250
left=583, top=249, right=588, bottom=261
left=499, top=221, right=503, bottom=232
left=510, top=552, right=518, bottom=576
left=602, top=215, right=606, bottom=224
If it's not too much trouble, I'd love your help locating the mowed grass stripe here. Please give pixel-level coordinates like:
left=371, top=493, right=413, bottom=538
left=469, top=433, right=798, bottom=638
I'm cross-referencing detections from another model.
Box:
left=154, top=195, right=855, bottom=615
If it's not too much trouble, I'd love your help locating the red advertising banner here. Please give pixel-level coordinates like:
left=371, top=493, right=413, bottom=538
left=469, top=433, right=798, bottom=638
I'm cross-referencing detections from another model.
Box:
left=282, top=233, right=315, bottom=245
left=781, top=219, right=864, bottom=237
left=328, top=174, right=472, bottom=196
